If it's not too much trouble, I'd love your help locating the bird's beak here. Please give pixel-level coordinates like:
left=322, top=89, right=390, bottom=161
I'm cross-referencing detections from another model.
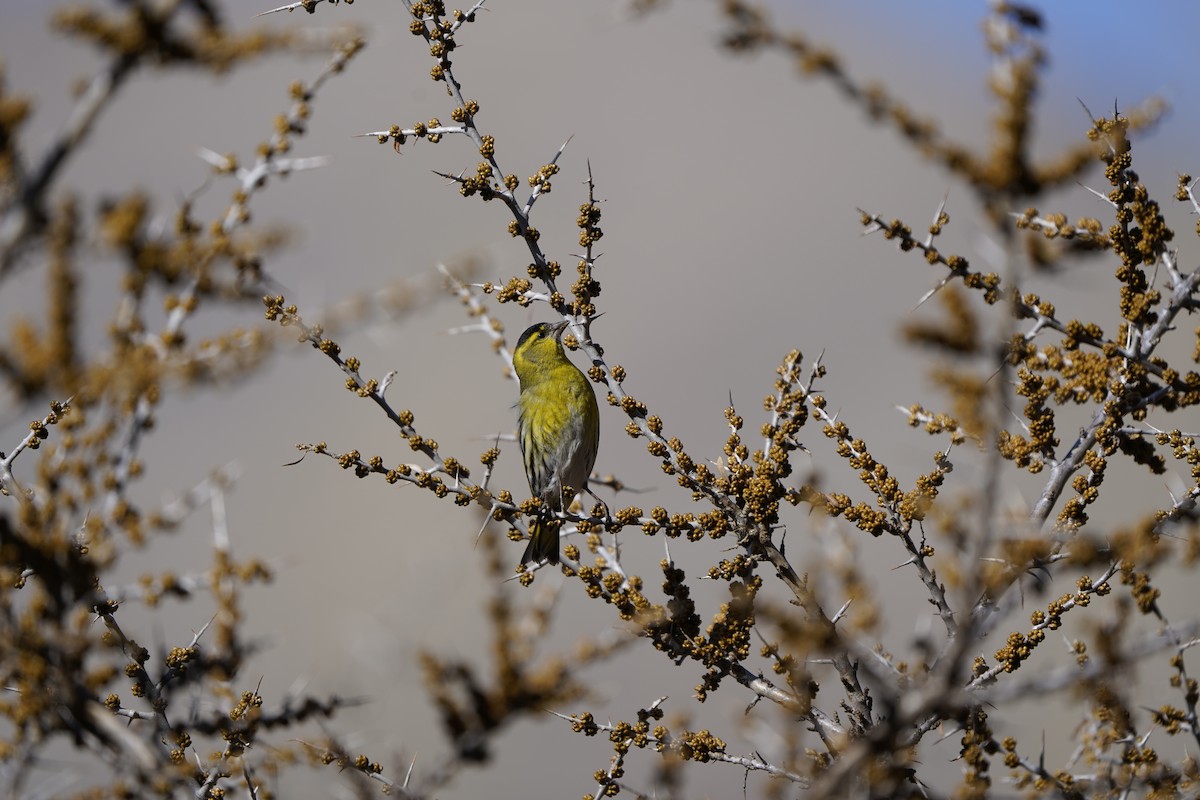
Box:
left=550, top=320, right=571, bottom=339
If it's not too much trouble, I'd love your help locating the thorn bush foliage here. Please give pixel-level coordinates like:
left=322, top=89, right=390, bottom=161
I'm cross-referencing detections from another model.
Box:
left=1, top=0, right=1199, bottom=798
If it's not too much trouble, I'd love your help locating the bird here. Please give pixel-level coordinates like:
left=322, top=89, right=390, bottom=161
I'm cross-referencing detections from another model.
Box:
left=511, top=320, right=600, bottom=566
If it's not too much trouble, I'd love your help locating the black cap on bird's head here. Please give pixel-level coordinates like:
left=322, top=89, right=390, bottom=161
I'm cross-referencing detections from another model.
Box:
left=515, top=320, right=569, bottom=351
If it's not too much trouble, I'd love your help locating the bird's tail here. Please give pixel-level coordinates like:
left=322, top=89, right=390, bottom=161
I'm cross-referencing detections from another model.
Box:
left=521, top=515, right=561, bottom=566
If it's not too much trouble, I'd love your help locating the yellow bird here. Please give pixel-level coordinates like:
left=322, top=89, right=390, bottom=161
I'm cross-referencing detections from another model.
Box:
left=511, top=320, right=600, bottom=565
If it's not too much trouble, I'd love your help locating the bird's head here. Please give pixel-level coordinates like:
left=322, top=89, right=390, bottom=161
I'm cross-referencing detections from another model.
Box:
left=512, top=320, right=570, bottom=376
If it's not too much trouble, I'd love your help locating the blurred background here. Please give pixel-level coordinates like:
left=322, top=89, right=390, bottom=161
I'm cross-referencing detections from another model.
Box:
left=3, top=0, right=1200, bottom=796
